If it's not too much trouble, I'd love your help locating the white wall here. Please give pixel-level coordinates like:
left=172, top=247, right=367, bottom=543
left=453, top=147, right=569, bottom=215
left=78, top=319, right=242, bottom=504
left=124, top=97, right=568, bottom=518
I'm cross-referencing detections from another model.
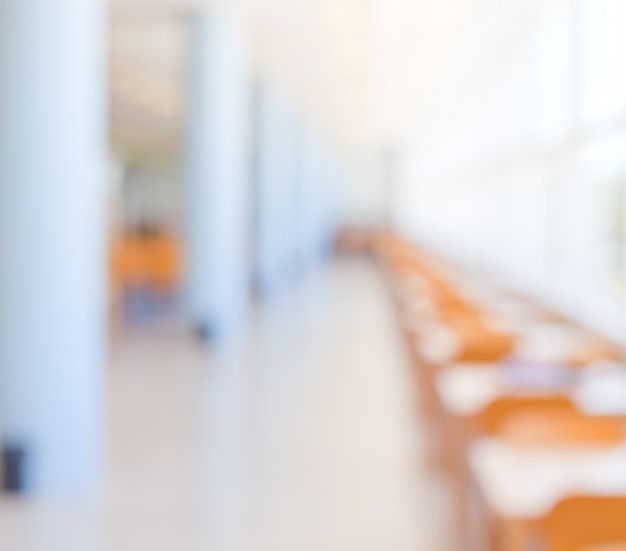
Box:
left=123, top=162, right=182, bottom=231
left=340, top=152, right=388, bottom=227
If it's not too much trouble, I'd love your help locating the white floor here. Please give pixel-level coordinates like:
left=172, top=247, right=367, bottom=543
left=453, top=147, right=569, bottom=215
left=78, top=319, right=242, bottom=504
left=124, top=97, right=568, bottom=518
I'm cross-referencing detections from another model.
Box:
left=0, top=258, right=451, bottom=551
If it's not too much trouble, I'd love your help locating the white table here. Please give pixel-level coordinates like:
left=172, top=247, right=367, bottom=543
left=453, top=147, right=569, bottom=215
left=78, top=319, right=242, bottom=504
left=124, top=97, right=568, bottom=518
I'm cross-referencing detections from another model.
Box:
left=436, top=364, right=506, bottom=416
left=437, top=361, right=626, bottom=419
left=414, top=324, right=462, bottom=365
left=515, top=323, right=603, bottom=364
left=467, top=439, right=626, bottom=551
left=469, top=438, right=626, bottom=519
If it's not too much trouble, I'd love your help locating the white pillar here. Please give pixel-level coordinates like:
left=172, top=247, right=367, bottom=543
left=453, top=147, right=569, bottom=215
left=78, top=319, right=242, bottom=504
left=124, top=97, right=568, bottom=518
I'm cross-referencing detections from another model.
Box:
left=318, top=147, right=340, bottom=253
left=184, top=9, right=250, bottom=338
left=255, top=84, right=299, bottom=295
left=298, top=128, right=331, bottom=268
left=0, top=0, right=107, bottom=493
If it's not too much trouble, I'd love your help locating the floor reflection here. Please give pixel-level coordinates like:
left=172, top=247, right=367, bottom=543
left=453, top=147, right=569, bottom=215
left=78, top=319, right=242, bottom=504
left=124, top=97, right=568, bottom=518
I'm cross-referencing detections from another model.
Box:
left=1, top=259, right=451, bottom=551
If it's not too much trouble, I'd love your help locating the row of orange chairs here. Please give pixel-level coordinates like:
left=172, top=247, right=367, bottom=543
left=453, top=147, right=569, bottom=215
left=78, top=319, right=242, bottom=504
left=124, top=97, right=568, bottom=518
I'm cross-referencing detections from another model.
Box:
left=367, top=230, right=626, bottom=551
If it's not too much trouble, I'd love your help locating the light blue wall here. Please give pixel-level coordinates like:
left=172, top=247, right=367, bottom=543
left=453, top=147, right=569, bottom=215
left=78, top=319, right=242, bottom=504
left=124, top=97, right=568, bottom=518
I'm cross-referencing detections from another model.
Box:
left=297, top=127, right=335, bottom=269
left=255, top=84, right=300, bottom=295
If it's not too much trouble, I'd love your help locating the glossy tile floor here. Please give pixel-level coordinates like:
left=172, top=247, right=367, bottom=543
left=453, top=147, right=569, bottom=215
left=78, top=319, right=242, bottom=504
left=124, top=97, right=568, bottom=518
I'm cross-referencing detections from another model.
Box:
left=0, top=258, right=452, bottom=550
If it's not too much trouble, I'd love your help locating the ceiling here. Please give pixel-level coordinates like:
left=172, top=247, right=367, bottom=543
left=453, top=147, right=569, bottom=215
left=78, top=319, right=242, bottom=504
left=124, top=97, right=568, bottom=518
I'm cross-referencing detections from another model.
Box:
left=109, top=0, right=488, bottom=161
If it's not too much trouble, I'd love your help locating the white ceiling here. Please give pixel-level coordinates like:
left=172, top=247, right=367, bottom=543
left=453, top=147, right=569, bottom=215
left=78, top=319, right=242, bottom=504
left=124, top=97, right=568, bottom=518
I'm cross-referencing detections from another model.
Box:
left=109, top=0, right=489, bottom=159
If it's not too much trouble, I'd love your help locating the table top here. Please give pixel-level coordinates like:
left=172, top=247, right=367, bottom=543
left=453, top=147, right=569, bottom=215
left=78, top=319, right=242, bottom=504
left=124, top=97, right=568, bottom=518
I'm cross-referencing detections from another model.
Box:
left=399, top=296, right=438, bottom=323
left=482, top=310, right=555, bottom=336
left=436, top=361, right=626, bottom=418
left=514, top=323, right=603, bottom=364
left=573, top=367, right=626, bottom=416
left=414, top=323, right=462, bottom=365
left=436, top=363, right=507, bottom=416
left=468, top=438, right=626, bottom=519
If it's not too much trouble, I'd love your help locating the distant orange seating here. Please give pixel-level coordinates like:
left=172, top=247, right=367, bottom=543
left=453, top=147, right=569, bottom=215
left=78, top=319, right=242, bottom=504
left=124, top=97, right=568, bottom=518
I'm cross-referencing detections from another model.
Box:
left=110, top=229, right=181, bottom=296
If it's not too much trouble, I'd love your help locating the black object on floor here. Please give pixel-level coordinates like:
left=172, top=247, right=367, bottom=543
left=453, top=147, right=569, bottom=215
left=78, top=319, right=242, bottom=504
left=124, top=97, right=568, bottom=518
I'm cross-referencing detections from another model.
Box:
left=2, top=443, right=26, bottom=493
left=194, top=323, right=217, bottom=342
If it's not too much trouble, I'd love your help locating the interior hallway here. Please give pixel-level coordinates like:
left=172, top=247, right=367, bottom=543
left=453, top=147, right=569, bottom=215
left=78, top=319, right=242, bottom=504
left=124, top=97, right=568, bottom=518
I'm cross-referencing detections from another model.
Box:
left=0, top=258, right=451, bottom=551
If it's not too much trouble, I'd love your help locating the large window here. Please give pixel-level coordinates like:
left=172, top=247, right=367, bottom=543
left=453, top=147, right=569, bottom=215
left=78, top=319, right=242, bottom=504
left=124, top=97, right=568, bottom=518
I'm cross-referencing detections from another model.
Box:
left=580, top=0, right=626, bottom=126
left=399, top=0, right=626, bottom=339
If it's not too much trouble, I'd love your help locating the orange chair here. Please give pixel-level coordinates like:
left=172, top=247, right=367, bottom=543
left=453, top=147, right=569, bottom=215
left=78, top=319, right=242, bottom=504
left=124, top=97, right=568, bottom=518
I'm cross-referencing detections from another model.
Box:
left=110, top=230, right=181, bottom=296
left=475, top=396, right=625, bottom=446
left=501, top=410, right=625, bottom=447
left=452, top=315, right=515, bottom=362
left=543, top=496, right=626, bottom=551
left=146, top=233, right=180, bottom=294
left=568, top=343, right=622, bottom=367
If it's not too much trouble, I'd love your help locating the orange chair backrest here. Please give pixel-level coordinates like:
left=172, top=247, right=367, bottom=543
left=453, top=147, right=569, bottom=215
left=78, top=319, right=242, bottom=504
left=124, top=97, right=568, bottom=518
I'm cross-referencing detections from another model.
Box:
left=446, top=311, right=515, bottom=362
left=476, top=396, right=576, bottom=435
left=475, top=396, right=625, bottom=446
left=499, top=409, right=625, bottom=447
left=544, top=496, right=626, bottom=551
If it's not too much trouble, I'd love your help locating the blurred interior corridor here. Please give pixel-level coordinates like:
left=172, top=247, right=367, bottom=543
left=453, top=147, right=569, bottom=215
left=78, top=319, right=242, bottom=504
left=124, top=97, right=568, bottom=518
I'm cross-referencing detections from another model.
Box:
left=6, top=1, right=626, bottom=549
left=0, top=258, right=450, bottom=551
